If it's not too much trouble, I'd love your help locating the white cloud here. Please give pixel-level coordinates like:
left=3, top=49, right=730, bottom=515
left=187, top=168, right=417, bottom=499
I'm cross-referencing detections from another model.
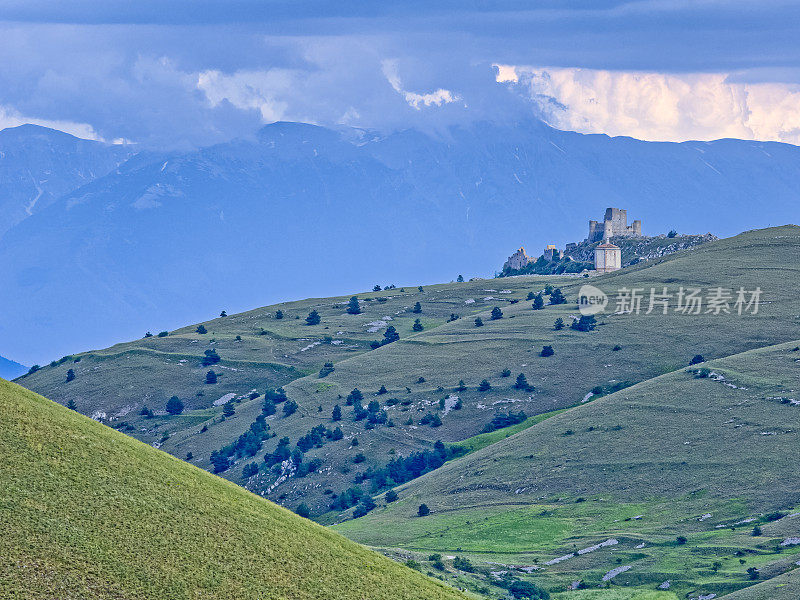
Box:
left=381, top=60, right=460, bottom=110
left=196, top=69, right=294, bottom=123
left=0, top=104, right=102, bottom=140
left=496, top=65, right=800, bottom=144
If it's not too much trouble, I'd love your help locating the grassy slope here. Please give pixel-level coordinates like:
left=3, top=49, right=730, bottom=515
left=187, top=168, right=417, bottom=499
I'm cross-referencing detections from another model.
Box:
left=0, top=379, right=466, bottom=600
left=16, top=226, right=800, bottom=518
left=335, top=340, right=800, bottom=598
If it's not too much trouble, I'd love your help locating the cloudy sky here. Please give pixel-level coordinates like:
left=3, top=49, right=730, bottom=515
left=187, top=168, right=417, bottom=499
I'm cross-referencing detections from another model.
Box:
left=2, top=0, right=800, bottom=148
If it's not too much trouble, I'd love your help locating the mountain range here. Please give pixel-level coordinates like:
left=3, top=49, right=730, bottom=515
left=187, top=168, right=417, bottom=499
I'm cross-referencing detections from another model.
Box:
left=0, top=355, right=27, bottom=380
left=2, top=120, right=799, bottom=366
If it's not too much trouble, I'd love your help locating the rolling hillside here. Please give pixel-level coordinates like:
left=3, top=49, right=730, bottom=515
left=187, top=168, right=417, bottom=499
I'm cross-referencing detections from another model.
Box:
left=335, top=340, right=800, bottom=597
left=18, top=226, right=800, bottom=516
left=0, top=378, right=466, bottom=600
left=13, top=225, right=800, bottom=598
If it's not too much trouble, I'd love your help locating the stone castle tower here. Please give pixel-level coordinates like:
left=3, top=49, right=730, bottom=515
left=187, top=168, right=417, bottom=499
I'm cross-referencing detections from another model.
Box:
left=588, top=208, right=641, bottom=242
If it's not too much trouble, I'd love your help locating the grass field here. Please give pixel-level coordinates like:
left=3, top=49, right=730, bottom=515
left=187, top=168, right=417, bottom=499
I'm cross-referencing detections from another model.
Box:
left=335, top=340, right=800, bottom=598
left=13, top=225, right=800, bottom=598
left=0, top=378, right=467, bottom=600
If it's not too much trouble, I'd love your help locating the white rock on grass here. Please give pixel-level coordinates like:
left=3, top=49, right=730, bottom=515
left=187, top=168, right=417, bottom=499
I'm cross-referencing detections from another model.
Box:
left=602, top=565, right=631, bottom=581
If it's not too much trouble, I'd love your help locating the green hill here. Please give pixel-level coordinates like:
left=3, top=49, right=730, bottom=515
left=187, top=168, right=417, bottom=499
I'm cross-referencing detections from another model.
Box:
left=0, top=378, right=465, bottom=600
left=17, top=226, right=800, bottom=520
left=335, top=340, right=800, bottom=598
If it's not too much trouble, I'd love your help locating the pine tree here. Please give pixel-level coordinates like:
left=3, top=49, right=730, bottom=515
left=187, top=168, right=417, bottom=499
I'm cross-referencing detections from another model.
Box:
left=66, top=398, right=77, bottom=411
left=346, top=296, right=362, bottom=315
left=205, top=370, right=217, bottom=384
left=262, top=398, right=276, bottom=416
left=332, top=404, right=342, bottom=421
left=418, top=504, right=430, bottom=517
left=554, top=317, right=565, bottom=330
left=478, top=379, right=491, bottom=392
left=222, top=401, right=235, bottom=417
left=373, top=284, right=382, bottom=291
left=220, top=310, right=227, bottom=317
left=532, top=294, right=545, bottom=310
left=275, top=309, right=284, bottom=319
left=305, top=310, right=321, bottom=325
left=166, top=396, right=184, bottom=415
left=514, top=373, right=530, bottom=390
left=65, top=368, right=76, bottom=383
left=456, top=380, right=466, bottom=391
left=457, top=274, right=464, bottom=282
left=541, top=345, right=555, bottom=357
left=196, top=324, right=207, bottom=334
left=412, top=318, right=423, bottom=331
left=412, top=302, right=422, bottom=313
left=491, top=306, right=503, bottom=320
left=474, top=317, right=483, bottom=327
left=383, top=325, right=399, bottom=344
left=549, top=288, right=567, bottom=304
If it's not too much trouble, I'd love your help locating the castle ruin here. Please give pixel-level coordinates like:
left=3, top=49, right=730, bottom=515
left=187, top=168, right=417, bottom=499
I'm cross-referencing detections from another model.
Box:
left=588, top=208, right=641, bottom=243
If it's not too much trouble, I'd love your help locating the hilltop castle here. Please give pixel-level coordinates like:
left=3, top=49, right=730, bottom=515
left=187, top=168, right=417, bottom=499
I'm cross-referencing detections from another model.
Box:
left=502, top=207, right=642, bottom=274
left=588, top=208, right=641, bottom=243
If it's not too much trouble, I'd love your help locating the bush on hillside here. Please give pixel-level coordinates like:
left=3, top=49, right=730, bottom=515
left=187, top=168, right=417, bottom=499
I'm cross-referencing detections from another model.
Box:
left=482, top=411, right=527, bottom=433
left=318, top=362, right=335, bottom=377
left=196, top=325, right=207, bottom=334
left=283, top=400, right=298, bottom=417
left=166, top=396, right=184, bottom=415
left=690, top=354, right=706, bottom=365
left=346, top=296, right=361, bottom=315
left=491, top=306, right=503, bottom=320
left=418, top=504, right=430, bottom=517
left=201, top=348, right=220, bottom=366
left=305, top=310, right=321, bottom=326
left=478, top=379, right=491, bottom=392
left=541, top=345, right=554, bottom=357
left=474, top=317, right=483, bottom=327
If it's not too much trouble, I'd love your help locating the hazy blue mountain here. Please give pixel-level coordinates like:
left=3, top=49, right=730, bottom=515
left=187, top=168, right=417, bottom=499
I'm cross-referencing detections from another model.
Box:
left=0, top=355, right=27, bottom=380
left=0, top=124, right=134, bottom=237
left=1, top=119, right=799, bottom=364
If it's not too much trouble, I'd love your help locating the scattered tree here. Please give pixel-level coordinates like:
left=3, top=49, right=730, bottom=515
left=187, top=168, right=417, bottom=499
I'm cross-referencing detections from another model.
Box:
left=222, top=402, right=235, bottom=417
left=412, top=318, right=424, bottom=331
left=385, top=490, right=398, bottom=503
left=305, top=310, right=321, bottom=325
left=220, top=310, right=227, bottom=317
left=514, top=373, right=531, bottom=390
left=242, top=462, right=259, bottom=478
left=544, top=284, right=554, bottom=295
left=196, top=324, right=208, bottom=334
left=166, top=396, right=185, bottom=415
left=747, top=567, right=760, bottom=580
left=377, top=385, right=388, bottom=395
left=262, top=398, right=276, bottom=416
left=456, top=380, right=467, bottom=391
left=418, top=503, right=430, bottom=517
left=676, top=535, right=688, bottom=545
left=201, top=348, right=220, bottom=366
left=283, top=400, right=298, bottom=417
left=491, top=306, right=503, bottom=320
left=549, top=288, right=567, bottom=304
left=65, top=368, right=76, bottom=383
left=373, top=284, right=382, bottom=292
left=144, top=331, right=153, bottom=338
left=140, top=405, right=153, bottom=418
left=205, top=370, right=218, bottom=384
left=346, top=296, right=361, bottom=315
left=275, top=309, right=284, bottom=319
left=382, top=325, right=399, bottom=344
left=474, top=317, right=484, bottom=327
left=412, top=302, right=422, bottom=313
left=67, top=399, right=77, bottom=411
left=346, top=388, right=363, bottom=405
left=478, top=379, right=491, bottom=392
left=158, top=331, right=169, bottom=337
left=690, top=354, right=706, bottom=365
left=752, top=525, right=762, bottom=536
left=457, top=274, right=464, bottom=282
left=501, top=368, right=511, bottom=377
left=668, top=229, right=678, bottom=238
left=319, top=362, right=335, bottom=377
left=571, top=315, right=597, bottom=332
left=295, top=503, right=311, bottom=519
left=332, top=404, right=342, bottom=421
left=541, top=345, right=555, bottom=357
left=554, top=317, right=565, bottom=330
left=532, top=294, right=545, bottom=310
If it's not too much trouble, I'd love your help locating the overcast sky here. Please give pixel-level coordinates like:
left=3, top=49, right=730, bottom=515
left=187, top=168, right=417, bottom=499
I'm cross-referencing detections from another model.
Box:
left=2, top=0, right=800, bottom=148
